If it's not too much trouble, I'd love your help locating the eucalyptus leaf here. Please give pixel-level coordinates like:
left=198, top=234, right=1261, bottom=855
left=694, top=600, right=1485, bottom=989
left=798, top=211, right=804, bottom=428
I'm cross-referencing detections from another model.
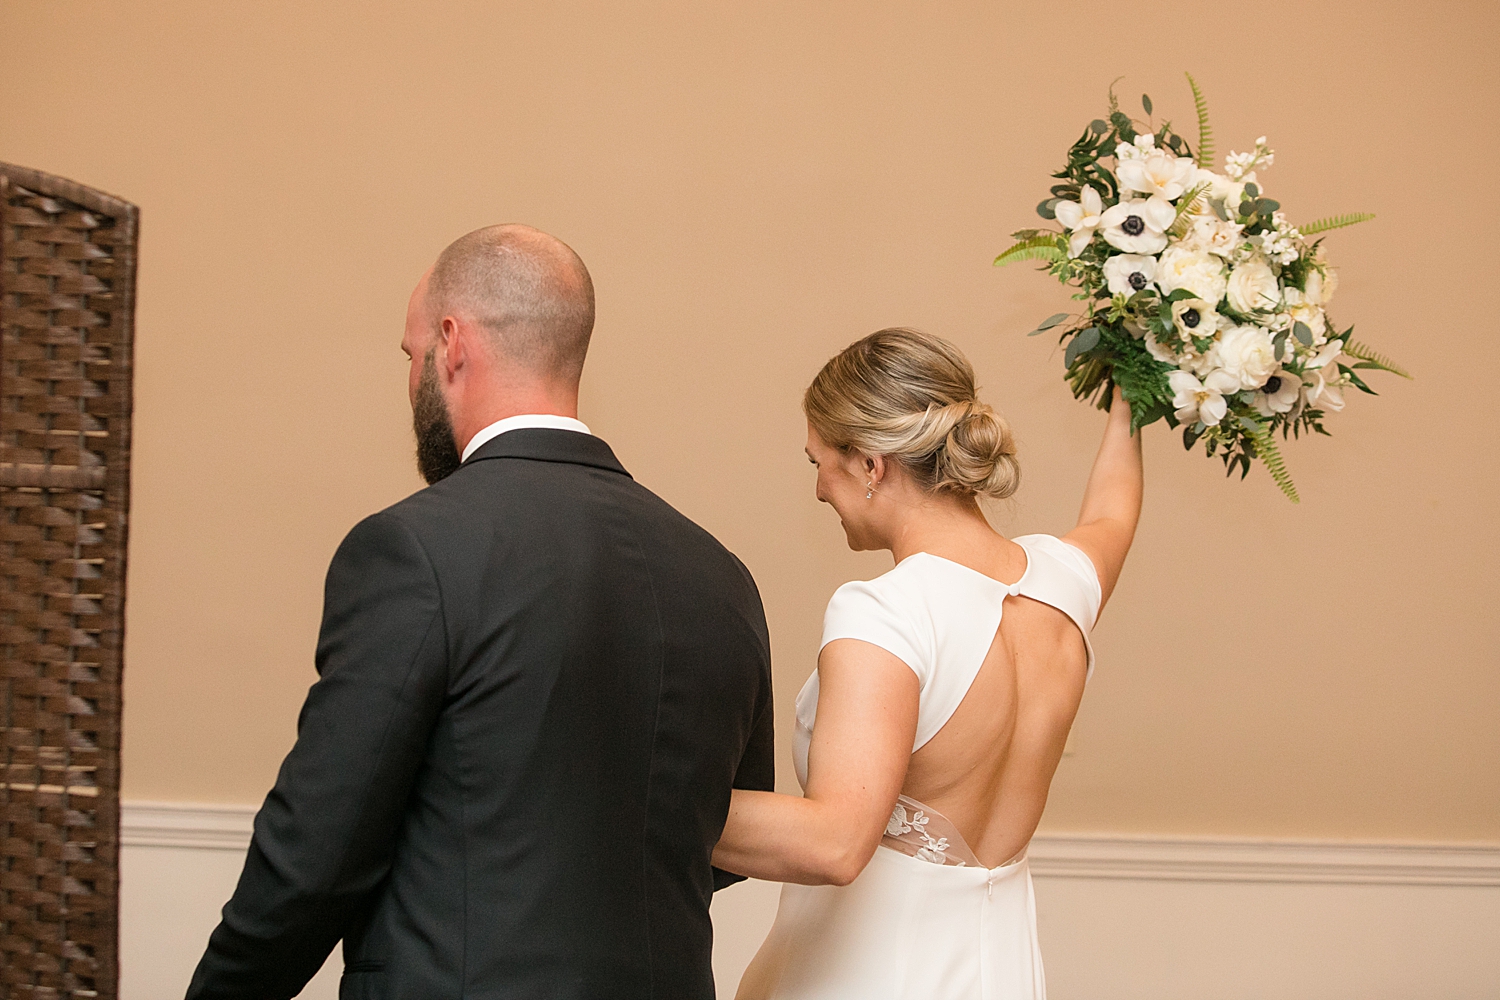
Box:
left=1239, top=200, right=1257, bottom=218
left=1090, top=119, right=1109, bottom=135
left=1293, top=321, right=1313, bottom=346
left=1073, top=326, right=1101, bottom=352
left=1036, top=312, right=1069, bottom=331
left=1210, top=197, right=1229, bottom=221
left=1142, top=93, right=1153, bottom=115
left=1036, top=199, right=1058, bottom=220
left=1273, top=330, right=1290, bottom=360
left=1257, top=198, right=1280, bottom=214
left=1245, top=182, right=1260, bottom=198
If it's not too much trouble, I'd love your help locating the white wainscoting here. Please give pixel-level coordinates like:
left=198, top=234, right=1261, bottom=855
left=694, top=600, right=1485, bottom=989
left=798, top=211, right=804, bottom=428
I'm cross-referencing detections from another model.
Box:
left=122, top=802, right=1500, bottom=1000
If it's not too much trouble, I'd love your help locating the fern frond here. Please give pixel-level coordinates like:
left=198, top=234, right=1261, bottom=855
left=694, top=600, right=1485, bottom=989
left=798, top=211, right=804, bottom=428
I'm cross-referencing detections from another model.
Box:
left=1343, top=340, right=1412, bottom=378
left=995, top=235, right=1066, bottom=267
left=1249, top=422, right=1299, bottom=503
left=1185, top=72, right=1214, bottom=168
left=1166, top=182, right=1210, bottom=238
left=1298, top=213, right=1375, bottom=235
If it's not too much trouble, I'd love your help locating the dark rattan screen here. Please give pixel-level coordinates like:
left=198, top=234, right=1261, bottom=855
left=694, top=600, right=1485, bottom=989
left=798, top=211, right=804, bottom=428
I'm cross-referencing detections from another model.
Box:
left=0, top=164, right=136, bottom=1000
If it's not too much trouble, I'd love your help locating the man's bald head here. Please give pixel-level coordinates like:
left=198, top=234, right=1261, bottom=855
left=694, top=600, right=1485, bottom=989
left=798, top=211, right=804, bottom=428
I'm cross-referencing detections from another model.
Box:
left=427, top=224, right=594, bottom=380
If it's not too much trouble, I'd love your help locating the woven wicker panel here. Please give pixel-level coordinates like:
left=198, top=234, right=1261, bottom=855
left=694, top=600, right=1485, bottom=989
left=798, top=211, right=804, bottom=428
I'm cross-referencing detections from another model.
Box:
left=0, top=164, right=136, bottom=1000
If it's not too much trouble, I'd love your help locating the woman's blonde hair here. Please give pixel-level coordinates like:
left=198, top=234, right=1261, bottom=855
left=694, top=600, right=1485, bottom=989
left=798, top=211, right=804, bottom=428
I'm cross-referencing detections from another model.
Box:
left=803, top=328, right=1020, bottom=500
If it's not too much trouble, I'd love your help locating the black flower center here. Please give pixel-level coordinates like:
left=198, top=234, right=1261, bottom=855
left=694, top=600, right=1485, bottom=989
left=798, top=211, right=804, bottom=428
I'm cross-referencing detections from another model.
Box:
left=1263, top=376, right=1282, bottom=394
left=1181, top=308, right=1200, bottom=328
left=1121, top=215, right=1145, bottom=236
left=1128, top=271, right=1148, bottom=291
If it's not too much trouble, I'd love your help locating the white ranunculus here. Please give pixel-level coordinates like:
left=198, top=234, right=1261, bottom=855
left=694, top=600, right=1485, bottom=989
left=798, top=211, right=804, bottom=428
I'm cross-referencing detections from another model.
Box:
left=1118, top=150, right=1197, bottom=201
left=1171, top=297, right=1221, bottom=341
left=1054, top=186, right=1106, bottom=258
left=1253, top=369, right=1302, bottom=415
left=1100, top=197, right=1175, bottom=254
left=1169, top=369, right=1239, bottom=427
left=1282, top=288, right=1327, bottom=343
left=1156, top=247, right=1228, bottom=305
left=1180, top=214, right=1244, bottom=257
left=1144, top=331, right=1179, bottom=365
left=1216, top=324, right=1280, bottom=390
left=1102, top=253, right=1159, bottom=296
left=1225, top=256, right=1280, bottom=314
left=1304, top=267, right=1338, bottom=306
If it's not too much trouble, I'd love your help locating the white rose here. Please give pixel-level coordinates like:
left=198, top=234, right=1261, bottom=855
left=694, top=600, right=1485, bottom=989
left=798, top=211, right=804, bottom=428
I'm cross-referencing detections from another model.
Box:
left=1156, top=247, right=1228, bottom=305
left=1102, top=253, right=1159, bottom=296
left=1304, top=267, right=1338, bottom=306
left=1225, top=257, right=1280, bottom=314
left=1180, top=215, right=1244, bottom=257
left=1282, top=288, right=1327, bottom=343
left=1216, top=324, right=1279, bottom=390
left=1191, top=167, right=1246, bottom=215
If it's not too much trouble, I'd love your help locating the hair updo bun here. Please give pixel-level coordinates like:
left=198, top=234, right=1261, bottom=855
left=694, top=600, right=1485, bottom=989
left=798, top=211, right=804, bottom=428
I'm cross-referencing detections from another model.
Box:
left=804, top=328, right=1020, bottom=501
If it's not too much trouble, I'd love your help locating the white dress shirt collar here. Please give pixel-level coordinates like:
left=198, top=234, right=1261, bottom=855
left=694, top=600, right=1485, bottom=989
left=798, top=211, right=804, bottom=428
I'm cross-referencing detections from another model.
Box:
left=461, top=414, right=592, bottom=463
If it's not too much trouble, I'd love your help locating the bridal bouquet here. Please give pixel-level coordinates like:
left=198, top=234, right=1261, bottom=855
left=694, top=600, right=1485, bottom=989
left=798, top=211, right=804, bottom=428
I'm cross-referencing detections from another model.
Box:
left=995, top=75, right=1408, bottom=501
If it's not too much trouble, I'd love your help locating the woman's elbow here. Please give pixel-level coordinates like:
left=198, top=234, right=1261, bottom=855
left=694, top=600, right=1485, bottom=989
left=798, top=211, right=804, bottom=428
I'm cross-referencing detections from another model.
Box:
left=811, top=840, right=874, bottom=887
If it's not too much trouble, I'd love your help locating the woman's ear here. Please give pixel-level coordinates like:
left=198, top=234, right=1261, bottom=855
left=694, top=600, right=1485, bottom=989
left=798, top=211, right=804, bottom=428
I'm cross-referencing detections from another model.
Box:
left=866, top=453, right=888, bottom=488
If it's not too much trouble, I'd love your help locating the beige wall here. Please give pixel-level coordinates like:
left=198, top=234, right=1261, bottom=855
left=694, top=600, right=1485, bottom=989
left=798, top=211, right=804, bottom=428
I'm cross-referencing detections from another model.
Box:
left=1, top=0, right=1495, bottom=840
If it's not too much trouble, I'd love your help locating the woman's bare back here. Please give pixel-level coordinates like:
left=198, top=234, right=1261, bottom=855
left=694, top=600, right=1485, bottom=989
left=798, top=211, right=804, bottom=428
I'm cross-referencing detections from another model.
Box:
left=900, top=541, right=1090, bottom=868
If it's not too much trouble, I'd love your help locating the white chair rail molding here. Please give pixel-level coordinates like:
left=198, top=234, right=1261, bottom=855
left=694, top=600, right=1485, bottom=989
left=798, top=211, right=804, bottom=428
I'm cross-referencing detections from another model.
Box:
left=122, top=801, right=1500, bottom=1000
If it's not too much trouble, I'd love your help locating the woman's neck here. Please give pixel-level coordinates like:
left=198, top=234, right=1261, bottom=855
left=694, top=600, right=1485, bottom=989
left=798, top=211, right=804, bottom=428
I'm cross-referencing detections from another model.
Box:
left=885, top=495, right=1003, bottom=565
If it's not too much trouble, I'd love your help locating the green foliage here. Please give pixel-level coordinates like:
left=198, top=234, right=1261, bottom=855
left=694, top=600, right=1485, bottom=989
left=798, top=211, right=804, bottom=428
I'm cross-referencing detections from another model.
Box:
left=1247, top=421, right=1300, bottom=503
left=1298, top=212, right=1375, bottom=235
left=1166, top=182, right=1210, bottom=238
left=1185, top=72, right=1214, bottom=168
left=994, top=234, right=1066, bottom=266
left=1343, top=340, right=1412, bottom=378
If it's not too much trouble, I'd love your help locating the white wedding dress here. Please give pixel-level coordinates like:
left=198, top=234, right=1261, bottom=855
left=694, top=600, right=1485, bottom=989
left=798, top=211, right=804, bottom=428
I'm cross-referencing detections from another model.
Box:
left=737, top=534, right=1101, bottom=1000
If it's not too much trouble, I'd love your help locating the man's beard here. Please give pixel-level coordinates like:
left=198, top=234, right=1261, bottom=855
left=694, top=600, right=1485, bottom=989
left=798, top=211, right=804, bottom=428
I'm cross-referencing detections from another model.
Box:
left=413, top=349, right=463, bottom=485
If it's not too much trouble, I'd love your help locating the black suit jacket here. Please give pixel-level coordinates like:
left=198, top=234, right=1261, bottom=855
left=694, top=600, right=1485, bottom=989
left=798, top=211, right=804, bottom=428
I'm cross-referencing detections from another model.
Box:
left=187, top=430, right=775, bottom=1000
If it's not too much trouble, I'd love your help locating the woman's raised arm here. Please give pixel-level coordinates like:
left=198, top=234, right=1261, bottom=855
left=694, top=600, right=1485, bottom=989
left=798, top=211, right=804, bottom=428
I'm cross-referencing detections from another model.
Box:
left=1062, top=389, right=1144, bottom=611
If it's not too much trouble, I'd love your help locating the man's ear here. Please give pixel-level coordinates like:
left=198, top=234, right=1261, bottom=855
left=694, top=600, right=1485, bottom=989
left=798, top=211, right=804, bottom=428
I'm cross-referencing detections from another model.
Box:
left=440, top=316, right=463, bottom=381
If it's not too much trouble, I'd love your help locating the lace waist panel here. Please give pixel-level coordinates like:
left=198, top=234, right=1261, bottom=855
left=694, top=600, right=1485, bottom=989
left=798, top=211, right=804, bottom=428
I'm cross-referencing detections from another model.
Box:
left=881, top=794, right=984, bottom=867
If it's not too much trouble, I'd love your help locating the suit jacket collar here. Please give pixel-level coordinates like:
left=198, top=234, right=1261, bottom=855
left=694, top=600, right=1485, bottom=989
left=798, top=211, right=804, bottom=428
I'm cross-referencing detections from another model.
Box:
left=461, top=427, right=632, bottom=479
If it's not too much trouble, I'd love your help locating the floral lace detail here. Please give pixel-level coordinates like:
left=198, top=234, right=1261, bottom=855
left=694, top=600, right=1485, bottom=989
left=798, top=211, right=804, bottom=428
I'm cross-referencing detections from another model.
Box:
left=880, top=795, right=982, bottom=867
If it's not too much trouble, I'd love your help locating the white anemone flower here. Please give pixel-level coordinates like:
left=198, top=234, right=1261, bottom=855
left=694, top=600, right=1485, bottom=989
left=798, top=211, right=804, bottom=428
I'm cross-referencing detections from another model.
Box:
left=1171, top=298, right=1221, bottom=340
left=1253, top=369, right=1302, bottom=415
left=1054, top=186, right=1106, bottom=258
left=1169, top=369, right=1239, bottom=427
left=1102, top=253, right=1159, bottom=296
left=1100, top=197, right=1175, bottom=254
left=1117, top=150, right=1197, bottom=201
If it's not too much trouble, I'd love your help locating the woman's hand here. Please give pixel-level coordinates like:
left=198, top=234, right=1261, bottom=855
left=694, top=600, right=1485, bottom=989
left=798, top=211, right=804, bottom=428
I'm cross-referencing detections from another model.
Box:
left=1063, top=387, right=1144, bottom=611
left=711, top=640, right=918, bottom=885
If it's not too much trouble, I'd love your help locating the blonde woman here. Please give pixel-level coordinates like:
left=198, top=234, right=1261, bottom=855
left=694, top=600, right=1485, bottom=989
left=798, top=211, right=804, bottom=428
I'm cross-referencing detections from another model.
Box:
left=713, top=328, right=1143, bottom=999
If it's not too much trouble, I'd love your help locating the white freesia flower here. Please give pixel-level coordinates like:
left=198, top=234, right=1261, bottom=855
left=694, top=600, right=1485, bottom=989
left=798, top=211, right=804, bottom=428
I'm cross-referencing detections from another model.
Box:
left=1225, top=256, right=1280, bottom=313
left=1169, top=369, right=1239, bottom=426
left=1171, top=297, right=1221, bottom=341
left=1300, top=339, right=1346, bottom=412
left=1156, top=247, right=1228, bottom=304
left=1305, top=267, right=1338, bottom=306
left=1100, top=197, right=1175, bottom=254
left=1054, top=186, right=1106, bottom=258
left=1102, top=253, right=1159, bottom=296
left=1216, top=324, right=1280, bottom=390
left=1115, top=133, right=1157, bottom=161
left=1283, top=288, right=1327, bottom=342
left=1253, top=369, right=1302, bottom=415
left=1118, top=149, right=1197, bottom=201
left=1180, top=214, right=1244, bottom=257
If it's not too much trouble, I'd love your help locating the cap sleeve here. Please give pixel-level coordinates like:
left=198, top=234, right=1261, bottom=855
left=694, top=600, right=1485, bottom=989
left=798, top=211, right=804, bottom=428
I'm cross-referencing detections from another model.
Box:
left=819, top=578, right=930, bottom=687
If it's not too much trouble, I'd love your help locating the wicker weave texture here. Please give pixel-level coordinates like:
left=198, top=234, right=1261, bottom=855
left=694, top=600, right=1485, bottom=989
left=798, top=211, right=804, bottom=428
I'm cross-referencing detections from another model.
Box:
left=0, top=164, right=136, bottom=1000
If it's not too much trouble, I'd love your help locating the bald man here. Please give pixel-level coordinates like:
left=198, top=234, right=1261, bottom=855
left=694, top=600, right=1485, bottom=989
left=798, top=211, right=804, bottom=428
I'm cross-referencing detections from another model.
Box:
left=187, top=226, right=775, bottom=1000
